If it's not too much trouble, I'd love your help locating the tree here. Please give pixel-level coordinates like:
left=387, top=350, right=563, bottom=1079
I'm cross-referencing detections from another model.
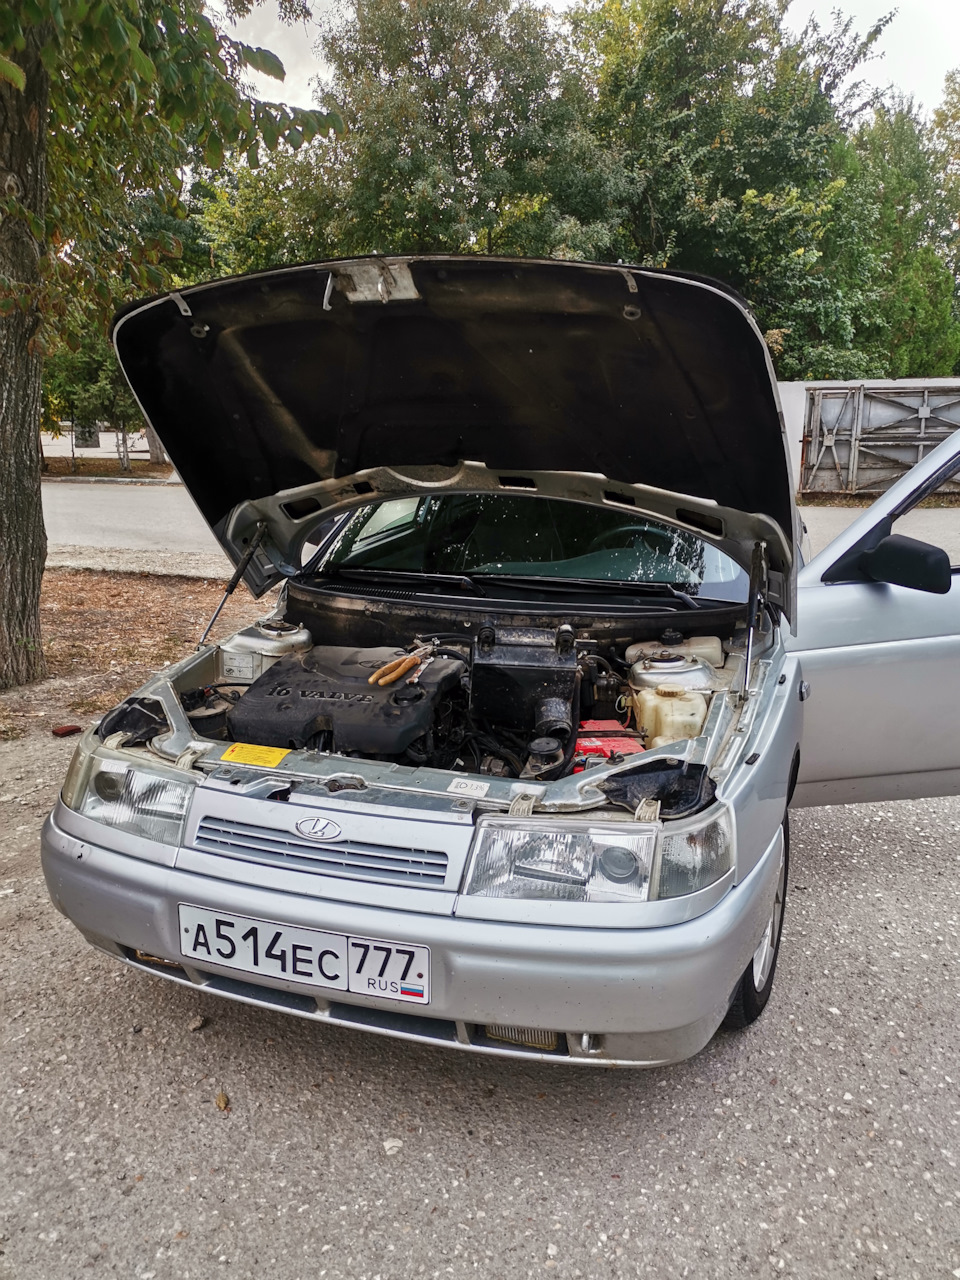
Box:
left=573, top=0, right=893, bottom=377
left=0, top=2, right=340, bottom=688
left=201, top=144, right=338, bottom=272
left=42, top=330, right=142, bottom=466
left=933, top=68, right=960, bottom=291
left=199, top=2, right=960, bottom=388
left=202, top=0, right=632, bottom=273
left=315, top=0, right=575, bottom=255
left=852, top=101, right=960, bottom=377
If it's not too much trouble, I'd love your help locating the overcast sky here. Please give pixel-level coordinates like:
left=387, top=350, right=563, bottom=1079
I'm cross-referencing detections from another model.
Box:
left=231, top=0, right=959, bottom=115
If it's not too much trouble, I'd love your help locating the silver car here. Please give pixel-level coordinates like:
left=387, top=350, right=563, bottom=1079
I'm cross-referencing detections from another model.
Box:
left=41, top=257, right=960, bottom=1066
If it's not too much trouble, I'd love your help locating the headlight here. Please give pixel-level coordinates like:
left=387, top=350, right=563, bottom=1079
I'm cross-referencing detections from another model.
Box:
left=464, top=808, right=734, bottom=903
left=465, top=819, right=658, bottom=903
left=655, top=808, right=733, bottom=898
left=62, top=747, right=194, bottom=846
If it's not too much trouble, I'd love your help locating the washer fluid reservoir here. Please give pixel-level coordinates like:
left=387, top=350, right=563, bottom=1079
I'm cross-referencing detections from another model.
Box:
left=219, top=619, right=313, bottom=681
left=632, top=685, right=709, bottom=750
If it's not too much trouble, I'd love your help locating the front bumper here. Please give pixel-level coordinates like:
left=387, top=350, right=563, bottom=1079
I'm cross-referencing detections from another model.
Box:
left=41, top=803, right=783, bottom=1066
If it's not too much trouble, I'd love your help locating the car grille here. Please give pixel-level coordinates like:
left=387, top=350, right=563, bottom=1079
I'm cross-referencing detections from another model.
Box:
left=485, top=1025, right=559, bottom=1050
left=192, top=816, right=449, bottom=887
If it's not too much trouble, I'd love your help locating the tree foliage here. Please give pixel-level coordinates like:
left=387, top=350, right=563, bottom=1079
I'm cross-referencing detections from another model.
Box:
left=852, top=101, right=960, bottom=377
left=933, top=69, right=960, bottom=280
left=0, top=0, right=341, bottom=341
left=42, top=330, right=140, bottom=440
left=0, top=0, right=342, bottom=688
left=202, top=0, right=960, bottom=385
left=202, top=0, right=629, bottom=267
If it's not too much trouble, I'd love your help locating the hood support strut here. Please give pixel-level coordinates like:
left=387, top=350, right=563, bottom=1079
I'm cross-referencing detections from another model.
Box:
left=197, top=521, right=267, bottom=648
left=737, top=540, right=768, bottom=704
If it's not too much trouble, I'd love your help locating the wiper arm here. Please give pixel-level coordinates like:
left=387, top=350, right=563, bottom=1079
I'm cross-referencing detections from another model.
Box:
left=320, top=566, right=486, bottom=596
left=470, top=574, right=701, bottom=608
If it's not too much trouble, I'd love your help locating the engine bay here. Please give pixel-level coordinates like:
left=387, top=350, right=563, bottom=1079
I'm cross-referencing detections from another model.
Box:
left=171, top=617, right=735, bottom=783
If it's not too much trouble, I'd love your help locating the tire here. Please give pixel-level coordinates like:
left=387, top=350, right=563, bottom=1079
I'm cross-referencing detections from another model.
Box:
left=724, top=815, right=789, bottom=1029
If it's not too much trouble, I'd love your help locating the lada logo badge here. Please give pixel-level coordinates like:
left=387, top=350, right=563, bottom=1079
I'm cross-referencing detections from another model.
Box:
left=295, top=816, right=342, bottom=842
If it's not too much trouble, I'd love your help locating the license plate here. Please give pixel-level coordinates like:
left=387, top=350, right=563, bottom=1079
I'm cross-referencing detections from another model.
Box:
left=177, top=905, right=431, bottom=1004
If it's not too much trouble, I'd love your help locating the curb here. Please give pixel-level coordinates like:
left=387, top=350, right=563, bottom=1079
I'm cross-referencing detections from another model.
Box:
left=46, top=546, right=231, bottom=579
left=42, top=475, right=182, bottom=486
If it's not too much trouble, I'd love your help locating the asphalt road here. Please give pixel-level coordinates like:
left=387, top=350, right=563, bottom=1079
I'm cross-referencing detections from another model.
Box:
left=41, top=483, right=230, bottom=578
left=2, top=731, right=959, bottom=1279
left=42, top=483, right=213, bottom=553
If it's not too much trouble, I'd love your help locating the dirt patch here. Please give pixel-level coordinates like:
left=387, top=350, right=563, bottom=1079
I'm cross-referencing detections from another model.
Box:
left=0, top=569, right=270, bottom=743
left=41, top=455, right=174, bottom=480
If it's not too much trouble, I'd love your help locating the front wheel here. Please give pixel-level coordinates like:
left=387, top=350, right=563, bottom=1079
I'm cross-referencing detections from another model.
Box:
left=724, top=816, right=789, bottom=1028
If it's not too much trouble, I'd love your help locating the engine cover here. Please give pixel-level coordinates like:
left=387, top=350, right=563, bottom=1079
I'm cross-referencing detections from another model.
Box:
left=226, top=646, right=466, bottom=755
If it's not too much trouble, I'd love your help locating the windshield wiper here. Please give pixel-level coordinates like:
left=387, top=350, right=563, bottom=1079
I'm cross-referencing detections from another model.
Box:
left=319, top=566, right=487, bottom=596
left=470, top=574, right=702, bottom=609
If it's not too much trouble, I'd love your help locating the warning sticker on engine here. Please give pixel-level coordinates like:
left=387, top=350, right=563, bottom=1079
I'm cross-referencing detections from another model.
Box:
left=446, top=777, right=490, bottom=798
left=221, top=742, right=291, bottom=768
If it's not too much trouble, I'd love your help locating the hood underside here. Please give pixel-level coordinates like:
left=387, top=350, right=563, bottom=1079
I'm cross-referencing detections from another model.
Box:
left=112, top=255, right=796, bottom=613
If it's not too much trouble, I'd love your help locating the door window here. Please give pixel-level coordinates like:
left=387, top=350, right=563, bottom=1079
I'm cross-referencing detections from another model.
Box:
left=889, top=463, right=960, bottom=568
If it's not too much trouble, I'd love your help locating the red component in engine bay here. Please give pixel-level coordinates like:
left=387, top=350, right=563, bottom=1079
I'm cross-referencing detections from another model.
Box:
left=573, top=719, right=645, bottom=772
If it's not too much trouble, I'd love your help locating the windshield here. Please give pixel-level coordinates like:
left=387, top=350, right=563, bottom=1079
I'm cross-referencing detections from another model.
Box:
left=312, top=495, right=748, bottom=601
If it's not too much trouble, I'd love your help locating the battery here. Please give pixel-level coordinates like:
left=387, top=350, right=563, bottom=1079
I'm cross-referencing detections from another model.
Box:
left=574, top=719, right=644, bottom=771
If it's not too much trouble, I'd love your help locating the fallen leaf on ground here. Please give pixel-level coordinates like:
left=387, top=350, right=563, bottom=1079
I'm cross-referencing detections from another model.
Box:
left=216, top=1090, right=230, bottom=1112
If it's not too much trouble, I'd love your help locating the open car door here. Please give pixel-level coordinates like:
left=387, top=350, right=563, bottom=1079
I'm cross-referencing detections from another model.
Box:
left=787, top=430, right=960, bottom=808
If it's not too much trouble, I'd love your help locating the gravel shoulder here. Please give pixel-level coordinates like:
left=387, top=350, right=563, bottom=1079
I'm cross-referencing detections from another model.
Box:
left=1, top=572, right=958, bottom=1280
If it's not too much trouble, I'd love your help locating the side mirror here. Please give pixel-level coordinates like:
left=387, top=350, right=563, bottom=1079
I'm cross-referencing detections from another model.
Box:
left=860, top=534, right=952, bottom=595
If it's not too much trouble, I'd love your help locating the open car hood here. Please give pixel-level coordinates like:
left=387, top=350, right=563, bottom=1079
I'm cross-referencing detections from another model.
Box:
left=112, top=256, right=797, bottom=616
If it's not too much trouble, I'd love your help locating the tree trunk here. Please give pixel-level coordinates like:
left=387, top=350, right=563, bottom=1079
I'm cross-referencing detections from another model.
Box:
left=0, top=31, right=49, bottom=689
left=144, top=422, right=167, bottom=464
left=115, top=427, right=130, bottom=472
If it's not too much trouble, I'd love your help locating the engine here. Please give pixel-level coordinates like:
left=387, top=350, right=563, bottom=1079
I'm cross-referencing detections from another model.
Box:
left=181, top=621, right=727, bottom=779
left=226, top=645, right=467, bottom=757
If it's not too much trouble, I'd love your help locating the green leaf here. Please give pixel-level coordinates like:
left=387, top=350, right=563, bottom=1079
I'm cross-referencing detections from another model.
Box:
left=254, top=46, right=285, bottom=80
left=39, top=42, right=60, bottom=72
left=238, top=42, right=260, bottom=72
left=246, top=142, right=260, bottom=169
left=0, top=54, right=26, bottom=92
left=107, top=16, right=129, bottom=53
left=319, top=109, right=344, bottom=137
left=204, top=131, right=224, bottom=170
left=259, top=110, right=280, bottom=151
left=240, top=43, right=285, bottom=81
left=130, top=43, right=155, bottom=81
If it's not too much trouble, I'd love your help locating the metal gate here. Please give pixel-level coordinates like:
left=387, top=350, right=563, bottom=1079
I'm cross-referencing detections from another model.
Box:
left=800, top=384, right=960, bottom=495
